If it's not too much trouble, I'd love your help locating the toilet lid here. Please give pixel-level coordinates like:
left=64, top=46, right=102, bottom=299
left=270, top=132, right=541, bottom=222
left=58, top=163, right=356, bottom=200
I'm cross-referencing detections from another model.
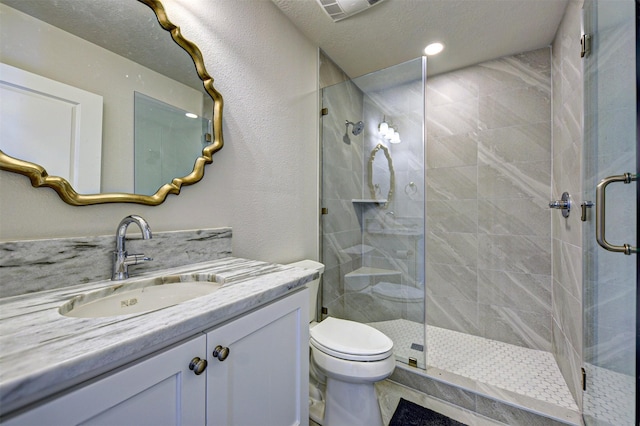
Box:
left=310, top=317, right=393, bottom=361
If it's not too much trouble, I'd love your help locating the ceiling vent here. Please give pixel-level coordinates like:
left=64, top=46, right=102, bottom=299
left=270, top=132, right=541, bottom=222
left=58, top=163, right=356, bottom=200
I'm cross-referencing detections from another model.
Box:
left=316, top=0, right=386, bottom=22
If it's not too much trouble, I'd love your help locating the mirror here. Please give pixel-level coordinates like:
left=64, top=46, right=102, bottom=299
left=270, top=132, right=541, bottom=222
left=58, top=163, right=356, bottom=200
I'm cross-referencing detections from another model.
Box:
left=0, top=0, right=223, bottom=205
left=367, top=143, right=395, bottom=208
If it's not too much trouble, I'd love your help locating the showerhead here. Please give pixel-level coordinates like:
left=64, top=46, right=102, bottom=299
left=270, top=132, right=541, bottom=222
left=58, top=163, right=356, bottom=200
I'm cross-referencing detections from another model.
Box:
left=346, top=120, right=364, bottom=136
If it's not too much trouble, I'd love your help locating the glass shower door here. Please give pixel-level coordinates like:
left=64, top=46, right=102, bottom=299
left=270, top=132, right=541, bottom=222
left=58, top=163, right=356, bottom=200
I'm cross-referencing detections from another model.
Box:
left=582, top=1, right=637, bottom=425
left=319, top=57, right=426, bottom=369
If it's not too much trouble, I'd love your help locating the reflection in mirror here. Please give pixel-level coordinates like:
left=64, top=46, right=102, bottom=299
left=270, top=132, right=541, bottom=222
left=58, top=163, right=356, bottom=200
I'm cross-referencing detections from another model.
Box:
left=0, top=62, right=104, bottom=194
left=0, top=0, right=223, bottom=205
left=367, top=143, right=395, bottom=208
left=134, top=92, right=211, bottom=195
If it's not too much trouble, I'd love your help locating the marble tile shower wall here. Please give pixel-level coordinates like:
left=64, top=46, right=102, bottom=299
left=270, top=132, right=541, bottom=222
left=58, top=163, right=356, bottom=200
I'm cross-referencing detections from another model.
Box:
left=551, top=0, right=584, bottom=409
left=425, top=48, right=553, bottom=351
left=0, top=228, right=232, bottom=298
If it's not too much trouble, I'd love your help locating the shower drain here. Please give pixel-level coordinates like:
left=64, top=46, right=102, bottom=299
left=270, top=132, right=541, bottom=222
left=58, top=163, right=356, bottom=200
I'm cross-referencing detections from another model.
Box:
left=410, top=343, right=424, bottom=351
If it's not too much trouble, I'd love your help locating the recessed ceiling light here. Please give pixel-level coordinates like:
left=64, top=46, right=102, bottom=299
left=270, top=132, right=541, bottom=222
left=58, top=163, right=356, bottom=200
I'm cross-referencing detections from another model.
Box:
left=424, top=42, right=444, bottom=56
left=185, top=112, right=198, bottom=119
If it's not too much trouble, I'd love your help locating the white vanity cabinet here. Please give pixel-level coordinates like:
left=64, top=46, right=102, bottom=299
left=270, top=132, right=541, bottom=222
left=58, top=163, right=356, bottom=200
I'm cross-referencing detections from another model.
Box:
left=205, top=288, right=309, bottom=426
left=3, top=289, right=309, bottom=426
left=3, top=335, right=208, bottom=425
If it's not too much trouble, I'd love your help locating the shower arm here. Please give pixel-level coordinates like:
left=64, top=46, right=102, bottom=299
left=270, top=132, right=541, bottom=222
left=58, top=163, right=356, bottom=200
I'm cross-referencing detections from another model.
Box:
left=345, top=120, right=364, bottom=136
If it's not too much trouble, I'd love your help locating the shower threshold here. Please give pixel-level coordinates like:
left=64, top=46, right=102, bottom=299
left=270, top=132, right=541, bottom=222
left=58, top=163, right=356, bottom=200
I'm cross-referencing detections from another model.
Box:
left=368, top=319, right=581, bottom=425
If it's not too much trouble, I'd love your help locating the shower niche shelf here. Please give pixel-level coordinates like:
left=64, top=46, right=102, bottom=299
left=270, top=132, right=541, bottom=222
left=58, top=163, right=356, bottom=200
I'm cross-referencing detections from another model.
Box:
left=351, top=199, right=387, bottom=204
left=344, top=267, right=402, bottom=292
left=341, top=244, right=376, bottom=255
left=366, top=227, right=422, bottom=237
left=345, top=267, right=401, bottom=280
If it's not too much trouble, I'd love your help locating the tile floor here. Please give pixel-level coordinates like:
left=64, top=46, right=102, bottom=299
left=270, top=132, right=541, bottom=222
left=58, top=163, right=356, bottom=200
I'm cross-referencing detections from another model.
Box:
left=310, top=319, right=635, bottom=425
left=583, top=363, right=635, bottom=426
left=376, top=380, right=506, bottom=426
left=368, top=319, right=579, bottom=412
left=310, top=379, right=504, bottom=426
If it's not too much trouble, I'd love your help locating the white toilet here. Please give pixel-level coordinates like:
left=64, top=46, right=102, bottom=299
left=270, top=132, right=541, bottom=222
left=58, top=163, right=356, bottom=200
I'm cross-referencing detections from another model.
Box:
left=288, top=260, right=395, bottom=426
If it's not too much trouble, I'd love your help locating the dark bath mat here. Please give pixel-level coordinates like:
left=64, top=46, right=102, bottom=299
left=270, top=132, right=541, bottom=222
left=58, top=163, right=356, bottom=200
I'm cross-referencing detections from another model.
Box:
left=389, top=398, right=467, bottom=426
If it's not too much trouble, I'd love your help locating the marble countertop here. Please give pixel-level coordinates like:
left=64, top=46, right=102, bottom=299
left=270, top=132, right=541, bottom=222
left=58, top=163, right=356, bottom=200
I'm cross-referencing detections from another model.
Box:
left=0, top=257, right=315, bottom=415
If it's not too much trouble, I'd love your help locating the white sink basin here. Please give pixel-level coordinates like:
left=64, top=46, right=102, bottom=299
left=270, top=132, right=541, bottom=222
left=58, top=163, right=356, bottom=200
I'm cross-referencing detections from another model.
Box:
left=59, top=273, right=222, bottom=318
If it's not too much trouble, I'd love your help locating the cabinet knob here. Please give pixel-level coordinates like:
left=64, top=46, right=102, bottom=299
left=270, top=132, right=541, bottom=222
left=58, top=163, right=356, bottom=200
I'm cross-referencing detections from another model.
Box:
left=189, top=357, right=208, bottom=375
left=212, top=345, right=230, bottom=361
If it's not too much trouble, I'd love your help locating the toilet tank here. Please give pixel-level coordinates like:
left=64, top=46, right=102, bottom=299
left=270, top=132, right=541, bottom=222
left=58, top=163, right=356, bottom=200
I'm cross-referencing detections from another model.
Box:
left=287, top=260, right=324, bottom=323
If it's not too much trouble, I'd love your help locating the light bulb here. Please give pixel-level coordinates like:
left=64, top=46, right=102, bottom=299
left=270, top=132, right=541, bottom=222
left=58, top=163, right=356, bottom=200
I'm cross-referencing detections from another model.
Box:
left=379, top=121, right=389, bottom=135
left=390, top=131, right=401, bottom=144
left=424, top=42, right=444, bottom=56
left=385, top=126, right=395, bottom=139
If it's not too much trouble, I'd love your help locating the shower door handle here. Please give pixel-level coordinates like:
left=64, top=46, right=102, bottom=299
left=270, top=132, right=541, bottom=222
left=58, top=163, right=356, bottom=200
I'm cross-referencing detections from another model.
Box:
left=595, top=172, right=638, bottom=255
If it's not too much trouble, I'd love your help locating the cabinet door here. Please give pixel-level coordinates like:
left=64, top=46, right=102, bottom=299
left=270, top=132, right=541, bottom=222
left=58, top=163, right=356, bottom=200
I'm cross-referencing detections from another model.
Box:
left=206, top=289, right=309, bottom=426
left=4, top=335, right=207, bottom=426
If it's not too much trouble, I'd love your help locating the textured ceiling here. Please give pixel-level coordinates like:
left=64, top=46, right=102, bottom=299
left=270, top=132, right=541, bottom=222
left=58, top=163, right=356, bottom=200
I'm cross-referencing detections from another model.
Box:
left=271, top=0, right=569, bottom=78
left=4, top=0, right=570, bottom=84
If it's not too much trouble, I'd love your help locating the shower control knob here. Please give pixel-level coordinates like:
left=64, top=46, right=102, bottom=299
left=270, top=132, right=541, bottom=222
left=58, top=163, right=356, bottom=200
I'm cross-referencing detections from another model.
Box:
left=549, top=192, right=572, bottom=218
left=189, top=357, right=208, bottom=375
left=213, top=345, right=230, bottom=361
left=549, top=200, right=569, bottom=208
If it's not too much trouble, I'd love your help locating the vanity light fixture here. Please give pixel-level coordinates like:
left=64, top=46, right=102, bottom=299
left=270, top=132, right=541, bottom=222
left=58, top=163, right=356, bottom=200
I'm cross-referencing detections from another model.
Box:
left=379, top=116, right=401, bottom=144
left=424, top=42, right=444, bottom=56
left=389, top=130, right=401, bottom=144
left=378, top=117, right=389, bottom=135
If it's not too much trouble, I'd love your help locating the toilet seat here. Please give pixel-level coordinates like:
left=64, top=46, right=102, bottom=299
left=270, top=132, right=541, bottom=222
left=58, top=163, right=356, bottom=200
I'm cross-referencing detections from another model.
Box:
left=310, top=317, right=393, bottom=361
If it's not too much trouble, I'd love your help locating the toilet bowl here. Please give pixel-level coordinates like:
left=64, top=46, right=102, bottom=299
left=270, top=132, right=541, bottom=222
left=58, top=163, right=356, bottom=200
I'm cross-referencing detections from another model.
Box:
left=287, top=260, right=395, bottom=426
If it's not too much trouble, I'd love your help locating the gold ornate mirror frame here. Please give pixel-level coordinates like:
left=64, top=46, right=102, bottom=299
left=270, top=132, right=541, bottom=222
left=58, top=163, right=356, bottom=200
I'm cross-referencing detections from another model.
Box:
left=0, top=0, right=223, bottom=206
left=367, top=143, right=395, bottom=209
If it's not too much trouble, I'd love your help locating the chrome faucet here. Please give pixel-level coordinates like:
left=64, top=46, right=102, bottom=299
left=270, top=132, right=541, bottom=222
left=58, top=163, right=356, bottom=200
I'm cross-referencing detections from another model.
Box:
left=112, top=215, right=153, bottom=281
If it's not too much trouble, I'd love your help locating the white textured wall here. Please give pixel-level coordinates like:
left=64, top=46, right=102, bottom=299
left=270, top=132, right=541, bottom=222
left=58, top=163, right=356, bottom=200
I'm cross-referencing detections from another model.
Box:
left=0, top=0, right=319, bottom=264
